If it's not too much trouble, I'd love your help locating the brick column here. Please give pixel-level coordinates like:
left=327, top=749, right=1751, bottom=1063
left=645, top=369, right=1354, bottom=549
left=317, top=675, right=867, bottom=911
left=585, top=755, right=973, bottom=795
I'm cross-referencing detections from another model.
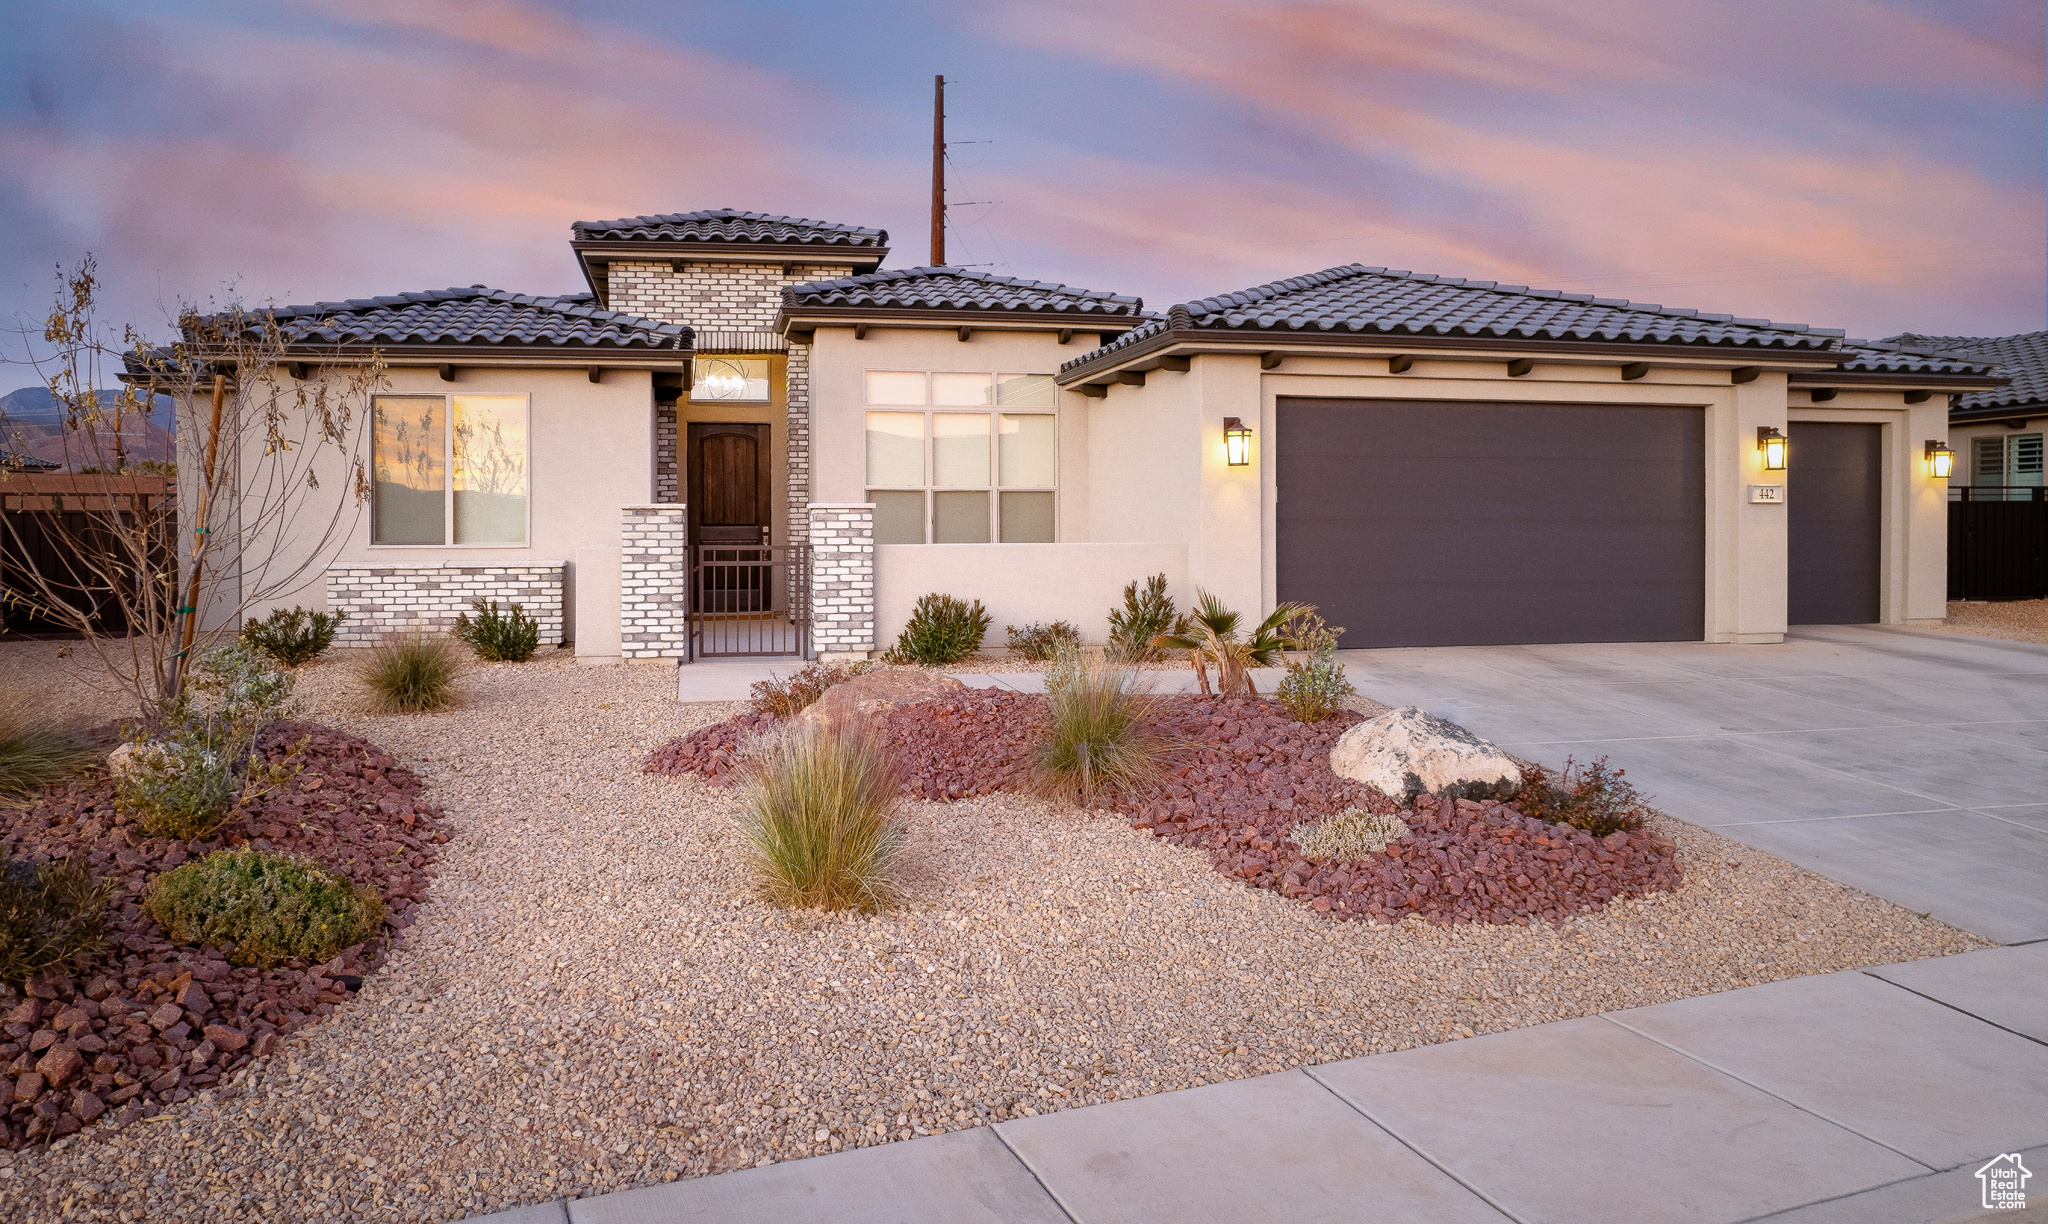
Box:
left=620, top=504, right=688, bottom=658
left=807, top=503, right=874, bottom=661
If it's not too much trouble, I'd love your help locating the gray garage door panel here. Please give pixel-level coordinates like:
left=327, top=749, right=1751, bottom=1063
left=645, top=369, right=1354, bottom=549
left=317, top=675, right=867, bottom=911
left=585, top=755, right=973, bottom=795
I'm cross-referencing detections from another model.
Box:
left=1787, top=422, right=1882, bottom=625
left=1277, top=399, right=1705, bottom=648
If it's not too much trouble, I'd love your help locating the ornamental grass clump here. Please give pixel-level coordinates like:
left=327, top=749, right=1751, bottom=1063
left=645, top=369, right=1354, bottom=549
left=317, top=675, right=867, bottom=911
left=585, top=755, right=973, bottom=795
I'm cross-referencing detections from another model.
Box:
left=356, top=629, right=462, bottom=713
left=734, top=717, right=906, bottom=912
left=0, top=694, right=96, bottom=802
left=144, top=848, right=385, bottom=968
left=1107, top=572, right=1180, bottom=662
left=453, top=598, right=541, bottom=662
left=1514, top=755, right=1648, bottom=836
left=1033, top=646, right=1174, bottom=806
left=884, top=593, right=991, bottom=666
left=239, top=605, right=346, bottom=667
left=0, top=856, right=111, bottom=985
left=1006, top=620, right=1081, bottom=662
left=749, top=660, right=873, bottom=719
left=1290, top=808, right=1411, bottom=863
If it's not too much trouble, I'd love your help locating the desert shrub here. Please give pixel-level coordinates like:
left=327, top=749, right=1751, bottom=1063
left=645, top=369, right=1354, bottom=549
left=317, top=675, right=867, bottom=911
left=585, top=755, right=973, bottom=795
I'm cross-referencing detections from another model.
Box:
left=734, top=717, right=906, bottom=912
left=118, top=644, right=298, bottom=839
left=1151, top=589, right=1309, bottom=696
left=884, top=593, right=991, bottom=666
left=1290, top=808, right=1410, bottom=862
left=1006, top=621, right=1081, bottom=662
left=0, top=694, right=96, bottom=801
left=749, top=660, right=873, bottom=718
left=1033, top=646, right=1173, bottom=806
left=144, top=848, right=385, bottom=968
left=240, top=605, right=346, bottom=667
left=1276, top=610, right=1355, bottom=722
left=453, top=598, right=541, bottom=662
left=1514, top=756, right=1647, bottom=836
left=1107, top=573, right=1180, bottom=662
left=356, top=630, right=461, bottom=713
left=0, top=856, right=111, bottom=985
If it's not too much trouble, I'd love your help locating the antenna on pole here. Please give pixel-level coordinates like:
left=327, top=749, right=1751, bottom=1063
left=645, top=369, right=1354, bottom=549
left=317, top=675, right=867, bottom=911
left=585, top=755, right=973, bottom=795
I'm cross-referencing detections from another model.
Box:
left=931, top=74, right=946, bottom=267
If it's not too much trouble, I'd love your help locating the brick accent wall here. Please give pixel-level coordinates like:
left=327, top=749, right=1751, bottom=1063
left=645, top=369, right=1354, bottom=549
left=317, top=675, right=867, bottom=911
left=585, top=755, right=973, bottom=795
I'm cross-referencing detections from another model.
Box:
left=325, top=563, right=566, bottom=646
left=620, top=504, right=688, bottom=658
left=608, top=261, right=823, bottom=542
left=808, top=503, right=875, bottom=660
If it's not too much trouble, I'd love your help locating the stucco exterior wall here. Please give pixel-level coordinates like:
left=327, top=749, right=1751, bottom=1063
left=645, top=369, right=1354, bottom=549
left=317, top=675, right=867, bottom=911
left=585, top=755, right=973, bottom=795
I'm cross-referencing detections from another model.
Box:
left=233, top=364, right=657, bottom=643
left=875, top=542, right=1190, bottom=648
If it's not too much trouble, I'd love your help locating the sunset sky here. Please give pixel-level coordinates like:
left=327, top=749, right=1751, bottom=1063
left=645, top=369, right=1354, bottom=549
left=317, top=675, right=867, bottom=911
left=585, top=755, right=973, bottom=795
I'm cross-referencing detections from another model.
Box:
left=0, top=0, right=2041, bottom=347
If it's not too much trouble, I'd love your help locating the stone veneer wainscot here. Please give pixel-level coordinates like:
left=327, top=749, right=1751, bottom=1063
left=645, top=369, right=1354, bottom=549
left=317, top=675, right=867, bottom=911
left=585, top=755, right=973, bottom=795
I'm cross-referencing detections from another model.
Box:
left=620, top=504, right=689, bottom=658
left=808, top=503, right=875, bottom=661
left=325, top=563, right=566, bottom=646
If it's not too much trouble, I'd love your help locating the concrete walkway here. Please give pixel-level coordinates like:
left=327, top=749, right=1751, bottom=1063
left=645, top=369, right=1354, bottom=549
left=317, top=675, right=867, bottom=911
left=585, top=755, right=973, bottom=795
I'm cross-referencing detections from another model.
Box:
left=473, top=942, right=2048, bottom=1224
left=673, top=659, right=1281, bottom=702
left=1338, top=626, right=2048, bottom=945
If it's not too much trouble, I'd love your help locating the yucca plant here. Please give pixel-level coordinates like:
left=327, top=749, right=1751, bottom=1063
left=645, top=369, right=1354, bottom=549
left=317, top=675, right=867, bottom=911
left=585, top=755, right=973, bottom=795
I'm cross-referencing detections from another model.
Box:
left=356, top=629, right=462, bottom=713
left=453, top=598, right=541, bottom=662
left=1150, top=589, right=1309, bottom=696
left=239, top=605, right=346, bottom=667
left=734, top=717, right=907, bottom=912
left=1106, top=572, right=1179, bottom=662
left=0, top=694, right=96, bottom=802
left=1033, top=646, right=1174, bottom=806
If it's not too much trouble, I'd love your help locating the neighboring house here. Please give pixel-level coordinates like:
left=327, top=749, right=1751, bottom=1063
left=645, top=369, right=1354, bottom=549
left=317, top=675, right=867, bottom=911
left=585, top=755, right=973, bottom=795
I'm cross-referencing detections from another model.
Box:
left=1, top=450, right=60, bottom=472
left=1886, top=331, right=2046, bottom=499
left=172, top=206, right=2004, bottom=659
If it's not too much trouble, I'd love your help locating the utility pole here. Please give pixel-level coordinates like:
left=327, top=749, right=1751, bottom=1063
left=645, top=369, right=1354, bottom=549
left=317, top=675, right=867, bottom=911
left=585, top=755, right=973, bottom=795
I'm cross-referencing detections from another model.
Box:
left=931, top=74, right=945, bottom=266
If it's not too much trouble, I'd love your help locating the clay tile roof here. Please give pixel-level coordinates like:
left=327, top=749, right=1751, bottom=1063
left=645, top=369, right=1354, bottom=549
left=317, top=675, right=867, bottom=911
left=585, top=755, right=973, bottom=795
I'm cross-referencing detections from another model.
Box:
left=253, top=287, right=689, bottom=351
left=783, top=266, right=1145, bottom=320
left=1882, top=331, right=2048, bottom=414
left=1063, top=263, right=1851, bottom=374
left=571, top=208, right=887, bottom=249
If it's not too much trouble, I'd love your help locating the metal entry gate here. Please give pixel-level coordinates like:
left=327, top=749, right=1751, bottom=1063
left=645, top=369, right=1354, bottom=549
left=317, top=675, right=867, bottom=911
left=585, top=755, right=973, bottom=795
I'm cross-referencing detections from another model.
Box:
left=1949, top=486, right=2048, bottom=601
left=687, top=543, right=811, bottom=659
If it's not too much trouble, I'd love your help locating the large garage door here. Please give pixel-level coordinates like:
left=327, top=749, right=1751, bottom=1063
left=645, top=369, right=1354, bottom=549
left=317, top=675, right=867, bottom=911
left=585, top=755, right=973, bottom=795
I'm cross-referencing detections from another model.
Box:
left=1787, top=422, right=1881, bottom=624
left=1276, top=399, right=1705, bottom=648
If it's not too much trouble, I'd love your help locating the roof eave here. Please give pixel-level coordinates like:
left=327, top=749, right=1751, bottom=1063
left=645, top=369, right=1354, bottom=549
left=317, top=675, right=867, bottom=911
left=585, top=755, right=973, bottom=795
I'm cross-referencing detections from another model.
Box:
left=1951, top=401, right=2048, bottom=425
left=778, top=306, right=1147, bottom=339
left=1055, top=328, right=1847, bottom=384
left=573, top=239, right=888, bottom=271
left=1789, top=370, right=2005, bottom=393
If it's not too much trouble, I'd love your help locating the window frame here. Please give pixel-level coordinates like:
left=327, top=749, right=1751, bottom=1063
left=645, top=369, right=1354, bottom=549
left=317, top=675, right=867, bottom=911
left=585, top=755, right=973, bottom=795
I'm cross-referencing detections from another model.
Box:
left=689, top=355, right=773, bottom=403
left=863, top=370, right=1058, bottom=544
left=369, top=391, right=533, bottom=548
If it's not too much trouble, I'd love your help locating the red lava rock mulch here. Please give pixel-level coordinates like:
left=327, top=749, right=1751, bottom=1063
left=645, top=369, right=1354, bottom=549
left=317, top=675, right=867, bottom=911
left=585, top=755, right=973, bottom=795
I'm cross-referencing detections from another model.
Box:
left=645, top=691, right=1680, bottom=927
left=1, top=721, right=448, bottom=1149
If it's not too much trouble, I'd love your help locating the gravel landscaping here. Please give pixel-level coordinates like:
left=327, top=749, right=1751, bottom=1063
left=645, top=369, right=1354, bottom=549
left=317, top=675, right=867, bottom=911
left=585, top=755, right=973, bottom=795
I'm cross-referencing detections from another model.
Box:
left=0, top=642, right=1987, bottom=1223
left=1935, top=599, right=2048, bottom=645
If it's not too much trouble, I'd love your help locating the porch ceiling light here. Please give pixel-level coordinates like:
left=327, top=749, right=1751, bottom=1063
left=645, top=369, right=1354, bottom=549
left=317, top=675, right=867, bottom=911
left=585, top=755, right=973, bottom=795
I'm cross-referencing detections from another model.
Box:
left=1925, top=439, right=1954, bottom=479
left=1224, top=417, right=1252, bottom=467
left=1757, top=425, right=1788, bottom=471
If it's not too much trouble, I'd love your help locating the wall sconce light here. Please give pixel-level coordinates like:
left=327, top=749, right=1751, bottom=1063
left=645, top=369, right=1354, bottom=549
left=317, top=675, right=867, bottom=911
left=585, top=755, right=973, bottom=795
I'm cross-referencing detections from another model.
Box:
left=1925, top=440, right=1954, bottom=479
left=1757, top=425, right=1788, bottom=471
left=1224, top=417, right=1252, bottom=467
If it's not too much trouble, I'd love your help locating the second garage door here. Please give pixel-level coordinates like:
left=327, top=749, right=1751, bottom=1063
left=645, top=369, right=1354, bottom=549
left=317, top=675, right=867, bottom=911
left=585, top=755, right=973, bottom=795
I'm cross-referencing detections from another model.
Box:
left=1276, top=398, right=1705, bottom=648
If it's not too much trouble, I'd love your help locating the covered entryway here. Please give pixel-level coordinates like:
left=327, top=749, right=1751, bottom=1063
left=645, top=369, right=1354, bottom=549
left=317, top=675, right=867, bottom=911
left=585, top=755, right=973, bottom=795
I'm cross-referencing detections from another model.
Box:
left=684, top=421, right=809, bottom=658
left=1787, top=422, right=1882, bottom=625
left=1276, top=398, right=1705, bottom=648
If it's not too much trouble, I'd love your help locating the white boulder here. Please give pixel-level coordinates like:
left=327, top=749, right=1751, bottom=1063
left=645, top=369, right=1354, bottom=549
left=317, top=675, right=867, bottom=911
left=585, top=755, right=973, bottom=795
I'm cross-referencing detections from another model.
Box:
left=1329, top=707, right=1522, bottom=806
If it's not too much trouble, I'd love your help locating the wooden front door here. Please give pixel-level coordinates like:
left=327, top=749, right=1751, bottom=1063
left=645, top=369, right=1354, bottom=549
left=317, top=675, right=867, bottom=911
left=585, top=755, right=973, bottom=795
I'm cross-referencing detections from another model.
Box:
left=686, top=422, right=771, bottom=546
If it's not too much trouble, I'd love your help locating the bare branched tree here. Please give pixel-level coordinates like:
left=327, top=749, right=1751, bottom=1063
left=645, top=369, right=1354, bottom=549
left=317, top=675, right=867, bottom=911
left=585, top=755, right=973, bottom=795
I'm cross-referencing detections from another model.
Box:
left=1, top=256, right=384, bottom=714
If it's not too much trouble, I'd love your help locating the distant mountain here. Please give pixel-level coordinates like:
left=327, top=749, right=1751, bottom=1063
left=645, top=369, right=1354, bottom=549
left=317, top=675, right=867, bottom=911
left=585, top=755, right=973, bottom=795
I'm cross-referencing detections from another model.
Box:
left=0, top=386, right=174, bottom=471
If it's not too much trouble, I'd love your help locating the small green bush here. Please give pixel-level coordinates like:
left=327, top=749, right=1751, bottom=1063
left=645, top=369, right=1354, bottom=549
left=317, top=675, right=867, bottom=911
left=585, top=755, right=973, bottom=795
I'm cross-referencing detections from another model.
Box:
left=1290, top=808, right=1410, bottom=862
left=144, top=848, right=385, bottom=968
left=118, top=738, right=242, bottom=840
left=0, top=694, right=96, bottom=801
left=453, top=599, right=541, bottom=662
left=356, top=630, right=461, bottom=713
left=240, top=606, right=346, bottom=667
left=118, top=644, right=297, bottom=839
left=750, top=660, right=873, bottom=718
left=0, top=856, right=111, bottom=985
left=1034, top=647, right=1174, bottom=806
left=1514, top=756, right=1647, bottom=836
left=735, top=717, right=906, bottom=912
left=1006, top=621, right=1081, bottom=662
left=1276, top=610, right=1355, bottom=722
left=1107, top=573, right=1179, bottom=662
left=884, top=593, right=991, bottom=666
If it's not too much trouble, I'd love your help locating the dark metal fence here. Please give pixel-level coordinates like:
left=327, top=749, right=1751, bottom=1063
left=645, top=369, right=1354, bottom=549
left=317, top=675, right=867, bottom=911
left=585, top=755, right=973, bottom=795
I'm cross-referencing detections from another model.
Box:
left=687, top=543, right=811, bottom=659
left=1948, top=485, right=2047, bottom=601
left=1, top=474, right=175, bottom=635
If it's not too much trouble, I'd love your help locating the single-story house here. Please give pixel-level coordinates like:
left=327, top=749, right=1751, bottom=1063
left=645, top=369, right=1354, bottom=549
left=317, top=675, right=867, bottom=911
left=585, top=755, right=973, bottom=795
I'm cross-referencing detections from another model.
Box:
left=176, top=206, right=2007, bottom=659
left=1885, top=331, right=2045, bottom=497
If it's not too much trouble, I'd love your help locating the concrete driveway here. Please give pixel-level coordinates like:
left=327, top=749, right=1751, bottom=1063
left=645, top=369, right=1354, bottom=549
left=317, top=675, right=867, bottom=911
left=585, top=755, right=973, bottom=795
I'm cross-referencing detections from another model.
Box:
left=1340, top=625, right=2048, bottom=944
